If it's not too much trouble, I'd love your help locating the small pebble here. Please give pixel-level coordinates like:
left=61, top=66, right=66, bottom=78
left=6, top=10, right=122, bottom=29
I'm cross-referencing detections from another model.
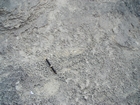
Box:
left=30, top=91, right=34, bottom=94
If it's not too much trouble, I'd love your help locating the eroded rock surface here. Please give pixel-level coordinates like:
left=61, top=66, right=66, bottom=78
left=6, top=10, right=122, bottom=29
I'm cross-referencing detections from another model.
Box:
left=0, top=0, right=140, bottom=105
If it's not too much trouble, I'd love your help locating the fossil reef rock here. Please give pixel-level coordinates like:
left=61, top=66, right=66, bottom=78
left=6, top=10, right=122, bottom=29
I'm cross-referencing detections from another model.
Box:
left=0, top=0, right=140, bottom=105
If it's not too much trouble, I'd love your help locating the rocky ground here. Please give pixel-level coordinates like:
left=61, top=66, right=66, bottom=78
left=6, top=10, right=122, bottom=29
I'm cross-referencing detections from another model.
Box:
left=0, top=0, right=140, bottom=105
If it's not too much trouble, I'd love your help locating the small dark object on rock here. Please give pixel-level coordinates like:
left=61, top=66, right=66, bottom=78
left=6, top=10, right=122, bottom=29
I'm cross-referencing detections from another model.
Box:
left=46, top=59, right=57, bottom=74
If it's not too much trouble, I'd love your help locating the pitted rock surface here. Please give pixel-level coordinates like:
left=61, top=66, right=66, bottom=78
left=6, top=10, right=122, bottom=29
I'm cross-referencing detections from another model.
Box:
left=0, top=0, right=140, bottom=105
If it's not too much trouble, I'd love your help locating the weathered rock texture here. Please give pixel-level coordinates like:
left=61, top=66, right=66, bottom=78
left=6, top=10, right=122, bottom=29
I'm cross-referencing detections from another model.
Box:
left=0, top=0, right=140, bottom=105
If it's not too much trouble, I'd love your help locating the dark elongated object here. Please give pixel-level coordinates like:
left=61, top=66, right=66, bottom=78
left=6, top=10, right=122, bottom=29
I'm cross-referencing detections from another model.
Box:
left=46, top=59, right=57, bottom=74
left=46, top=59, right=51, bottom=66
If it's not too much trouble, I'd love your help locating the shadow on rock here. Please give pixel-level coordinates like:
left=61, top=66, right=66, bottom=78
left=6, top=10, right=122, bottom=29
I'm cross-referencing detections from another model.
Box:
left=116, top=0, right=140, bottom=18
left=0, top=66, right=28, bottom=105
left=124, top=0, right=140, bottom=18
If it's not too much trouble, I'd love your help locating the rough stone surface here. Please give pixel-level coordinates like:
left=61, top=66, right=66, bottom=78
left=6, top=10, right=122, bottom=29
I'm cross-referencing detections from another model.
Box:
left=0, top=0, right=140, bottom=105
